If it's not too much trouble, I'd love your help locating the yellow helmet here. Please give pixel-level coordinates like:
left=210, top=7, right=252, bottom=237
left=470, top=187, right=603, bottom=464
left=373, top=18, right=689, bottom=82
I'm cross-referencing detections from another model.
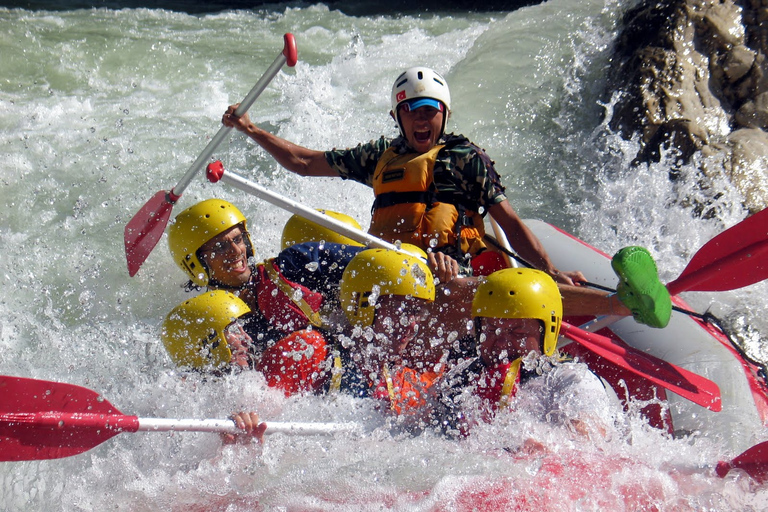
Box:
left=339, top=248, right=434, bottom=327
left=281, top=210, right=364, bottom=250
left=472, top=268, right=562, bottom=356
left=167, top=199, right=253, bottom=287
left=161, top=290, right=251, bottom=371
left=397, top=243, right=428, bottom=260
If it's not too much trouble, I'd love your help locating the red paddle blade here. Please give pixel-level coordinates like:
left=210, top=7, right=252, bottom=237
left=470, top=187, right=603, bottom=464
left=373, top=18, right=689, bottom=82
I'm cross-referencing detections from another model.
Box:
left=124, top=190, right=177, bottom=276
left=667, top=208, right=768, bottom=295
left=0, top=376, right=138, bottom=461
left=560, top=323, right=722, bottom=411
left=716, top=440, right=768, bottom=483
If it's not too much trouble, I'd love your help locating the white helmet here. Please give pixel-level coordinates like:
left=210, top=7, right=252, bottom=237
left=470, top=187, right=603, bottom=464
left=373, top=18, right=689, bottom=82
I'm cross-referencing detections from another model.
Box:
left=390, top=67, right=451, bottom=137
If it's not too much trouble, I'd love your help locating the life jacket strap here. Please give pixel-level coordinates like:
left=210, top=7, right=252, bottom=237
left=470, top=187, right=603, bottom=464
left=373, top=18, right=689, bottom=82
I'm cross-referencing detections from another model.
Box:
left=328, top=355, right=343, bottom=393
left=498, top=358, right=522, bottom=410
left=262, top=259, right=326, bottom=329
left=372, top=190, right=434, bottom=210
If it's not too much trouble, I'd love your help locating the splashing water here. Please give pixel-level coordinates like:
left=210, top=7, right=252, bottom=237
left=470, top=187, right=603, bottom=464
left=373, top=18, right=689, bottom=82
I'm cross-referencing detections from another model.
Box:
left=1, top=2, right=767, bottom=510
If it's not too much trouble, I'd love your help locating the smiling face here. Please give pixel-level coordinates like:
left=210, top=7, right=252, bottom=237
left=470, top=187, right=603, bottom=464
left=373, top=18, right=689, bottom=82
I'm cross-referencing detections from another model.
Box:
left=199, top=225, right=252, bottom=288
left=477, top=317, right=543, bottom=367
left=393, top=103, right=445, bottom=153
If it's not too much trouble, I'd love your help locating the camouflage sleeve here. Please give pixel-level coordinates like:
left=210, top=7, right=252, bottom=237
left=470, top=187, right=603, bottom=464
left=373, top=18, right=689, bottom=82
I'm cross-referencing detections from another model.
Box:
left=469, top=144, right=507, bottom=208
left=323, top=136, right=392, bottom=187
left=444, top=141, right=507, bottom=211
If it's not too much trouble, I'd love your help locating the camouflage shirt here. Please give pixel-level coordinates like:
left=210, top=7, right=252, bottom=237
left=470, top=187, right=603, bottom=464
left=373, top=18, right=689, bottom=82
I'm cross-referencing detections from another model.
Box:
left=324, top=134, right=507, bottom=214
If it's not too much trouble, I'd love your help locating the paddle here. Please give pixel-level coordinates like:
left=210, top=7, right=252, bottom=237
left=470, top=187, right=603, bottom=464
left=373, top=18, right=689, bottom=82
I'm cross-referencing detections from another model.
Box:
left=0, top=375, right=360, bottom=462
left=667, top=208, right=768, bottom=295
left=716, top=439, right=768, bottom=483
left=559, top=322, right=721, bottom=411
left=484, top=207, right=768, bottom=296
left=206, top=161, right=420, bottom=255
left=124, top=33, right=299, bottom=277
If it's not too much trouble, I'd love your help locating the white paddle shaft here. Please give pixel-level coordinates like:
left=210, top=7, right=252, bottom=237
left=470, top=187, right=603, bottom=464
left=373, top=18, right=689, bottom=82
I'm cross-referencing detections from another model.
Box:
left=212, top=167, right=426, bottom=259
left=137, top=418, right=361, bottom=436
left=171, top=40, right=293, bottom=198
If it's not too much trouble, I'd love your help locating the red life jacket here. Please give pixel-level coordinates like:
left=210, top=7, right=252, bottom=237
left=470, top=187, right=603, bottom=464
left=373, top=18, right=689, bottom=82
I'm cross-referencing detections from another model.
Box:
left=254, top=259, right=324, bottom=334
left=475, top=359, right=522, bottom=412
left=256, top=329, right=329, bottom=396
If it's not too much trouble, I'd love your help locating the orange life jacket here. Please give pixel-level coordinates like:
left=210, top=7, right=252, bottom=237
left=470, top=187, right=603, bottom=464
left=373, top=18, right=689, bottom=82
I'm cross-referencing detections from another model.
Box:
left=374, top=359, right=520, bottom=418
left=369, top=145, right=487, bottom=256
left=374, top=364, right=445, bottom=415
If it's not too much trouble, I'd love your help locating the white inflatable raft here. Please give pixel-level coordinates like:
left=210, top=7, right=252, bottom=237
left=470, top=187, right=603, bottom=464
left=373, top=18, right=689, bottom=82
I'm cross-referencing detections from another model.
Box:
left=525, top=219, right=768, bottom=453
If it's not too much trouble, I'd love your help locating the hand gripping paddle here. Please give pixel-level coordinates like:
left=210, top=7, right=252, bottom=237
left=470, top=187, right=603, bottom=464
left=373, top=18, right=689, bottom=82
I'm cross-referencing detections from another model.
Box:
left=0, top=375, right=360, bottom=462
left=124, top=33, right=298, bottom=277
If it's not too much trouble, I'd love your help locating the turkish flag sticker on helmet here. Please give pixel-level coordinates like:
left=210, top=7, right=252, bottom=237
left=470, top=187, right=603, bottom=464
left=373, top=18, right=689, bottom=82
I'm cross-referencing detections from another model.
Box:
left=396, top=90, right=407, bottom=102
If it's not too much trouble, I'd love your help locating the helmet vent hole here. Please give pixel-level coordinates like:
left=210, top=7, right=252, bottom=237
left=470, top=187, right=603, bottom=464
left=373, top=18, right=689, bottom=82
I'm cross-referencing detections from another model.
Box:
left=417, top=71, right=423, bottom=79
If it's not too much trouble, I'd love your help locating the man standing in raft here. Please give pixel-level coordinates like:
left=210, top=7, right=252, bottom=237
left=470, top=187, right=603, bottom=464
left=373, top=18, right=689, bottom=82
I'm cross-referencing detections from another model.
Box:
left=221, top=67, right=671, bottom=328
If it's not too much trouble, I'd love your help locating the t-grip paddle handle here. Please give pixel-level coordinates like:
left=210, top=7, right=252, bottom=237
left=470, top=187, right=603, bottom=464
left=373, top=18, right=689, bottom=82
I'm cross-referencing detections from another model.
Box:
left=169, top=33, right=298, bottom=200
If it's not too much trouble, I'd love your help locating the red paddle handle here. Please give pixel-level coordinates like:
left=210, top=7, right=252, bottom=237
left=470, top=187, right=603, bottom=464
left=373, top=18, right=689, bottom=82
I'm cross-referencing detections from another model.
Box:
left=284, top=33, right=298, bottom=67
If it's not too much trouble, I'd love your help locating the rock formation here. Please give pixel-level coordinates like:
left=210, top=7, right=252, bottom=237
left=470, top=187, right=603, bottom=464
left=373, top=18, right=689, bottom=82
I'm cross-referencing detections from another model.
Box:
left=607, top=0, right=768, bottom=212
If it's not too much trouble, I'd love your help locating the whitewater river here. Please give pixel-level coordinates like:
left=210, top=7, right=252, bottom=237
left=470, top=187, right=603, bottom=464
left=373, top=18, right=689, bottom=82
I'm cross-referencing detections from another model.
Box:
left=1, top=2, right=767, bottom=510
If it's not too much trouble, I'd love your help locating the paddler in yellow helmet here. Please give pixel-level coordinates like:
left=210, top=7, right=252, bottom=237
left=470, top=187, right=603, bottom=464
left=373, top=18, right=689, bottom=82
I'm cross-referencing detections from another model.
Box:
left=475, top=269, right=618, bottom=437
left=375, top=267, right=619, bottom=440
left=338, top=246, right=457, bottom=415
left=161, top=289, right=335, bottom=395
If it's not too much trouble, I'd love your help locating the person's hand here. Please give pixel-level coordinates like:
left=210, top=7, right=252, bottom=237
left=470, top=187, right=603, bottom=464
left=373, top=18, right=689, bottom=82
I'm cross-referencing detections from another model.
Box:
left=427, top=252, right=460, bottom=283
left=221, top=411, right=267, bottom=444
left=222, top=103, right=252, bottom=133
left=549, top=269, right=586, bottom=286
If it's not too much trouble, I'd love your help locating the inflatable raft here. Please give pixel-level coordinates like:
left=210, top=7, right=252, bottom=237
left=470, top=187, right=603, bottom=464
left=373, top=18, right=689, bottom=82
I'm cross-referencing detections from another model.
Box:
left=524, top=219, right=768, bottom=453
left=207, top=164, right=768, bottom=454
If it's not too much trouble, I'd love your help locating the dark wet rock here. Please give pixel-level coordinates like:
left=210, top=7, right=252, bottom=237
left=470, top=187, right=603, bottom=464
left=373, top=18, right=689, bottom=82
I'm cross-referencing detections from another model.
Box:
left=607, top=0, right=768, bottom=212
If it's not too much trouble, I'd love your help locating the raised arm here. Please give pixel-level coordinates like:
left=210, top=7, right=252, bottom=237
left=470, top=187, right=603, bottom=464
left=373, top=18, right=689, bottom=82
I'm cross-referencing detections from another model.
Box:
left=222, top=103, right=337, bottom=177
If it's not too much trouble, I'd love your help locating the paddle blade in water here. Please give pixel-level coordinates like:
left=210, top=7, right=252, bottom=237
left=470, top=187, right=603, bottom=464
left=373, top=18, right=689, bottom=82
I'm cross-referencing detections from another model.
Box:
left=560, top=323, right=722, bottom=411
left=716, top=440, right=768, bottom=483
left=0, top=376, right=138, bottom=462
left=667, top=208, right=768, bottom=295
left=124, top=190, right=176, bottom=276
